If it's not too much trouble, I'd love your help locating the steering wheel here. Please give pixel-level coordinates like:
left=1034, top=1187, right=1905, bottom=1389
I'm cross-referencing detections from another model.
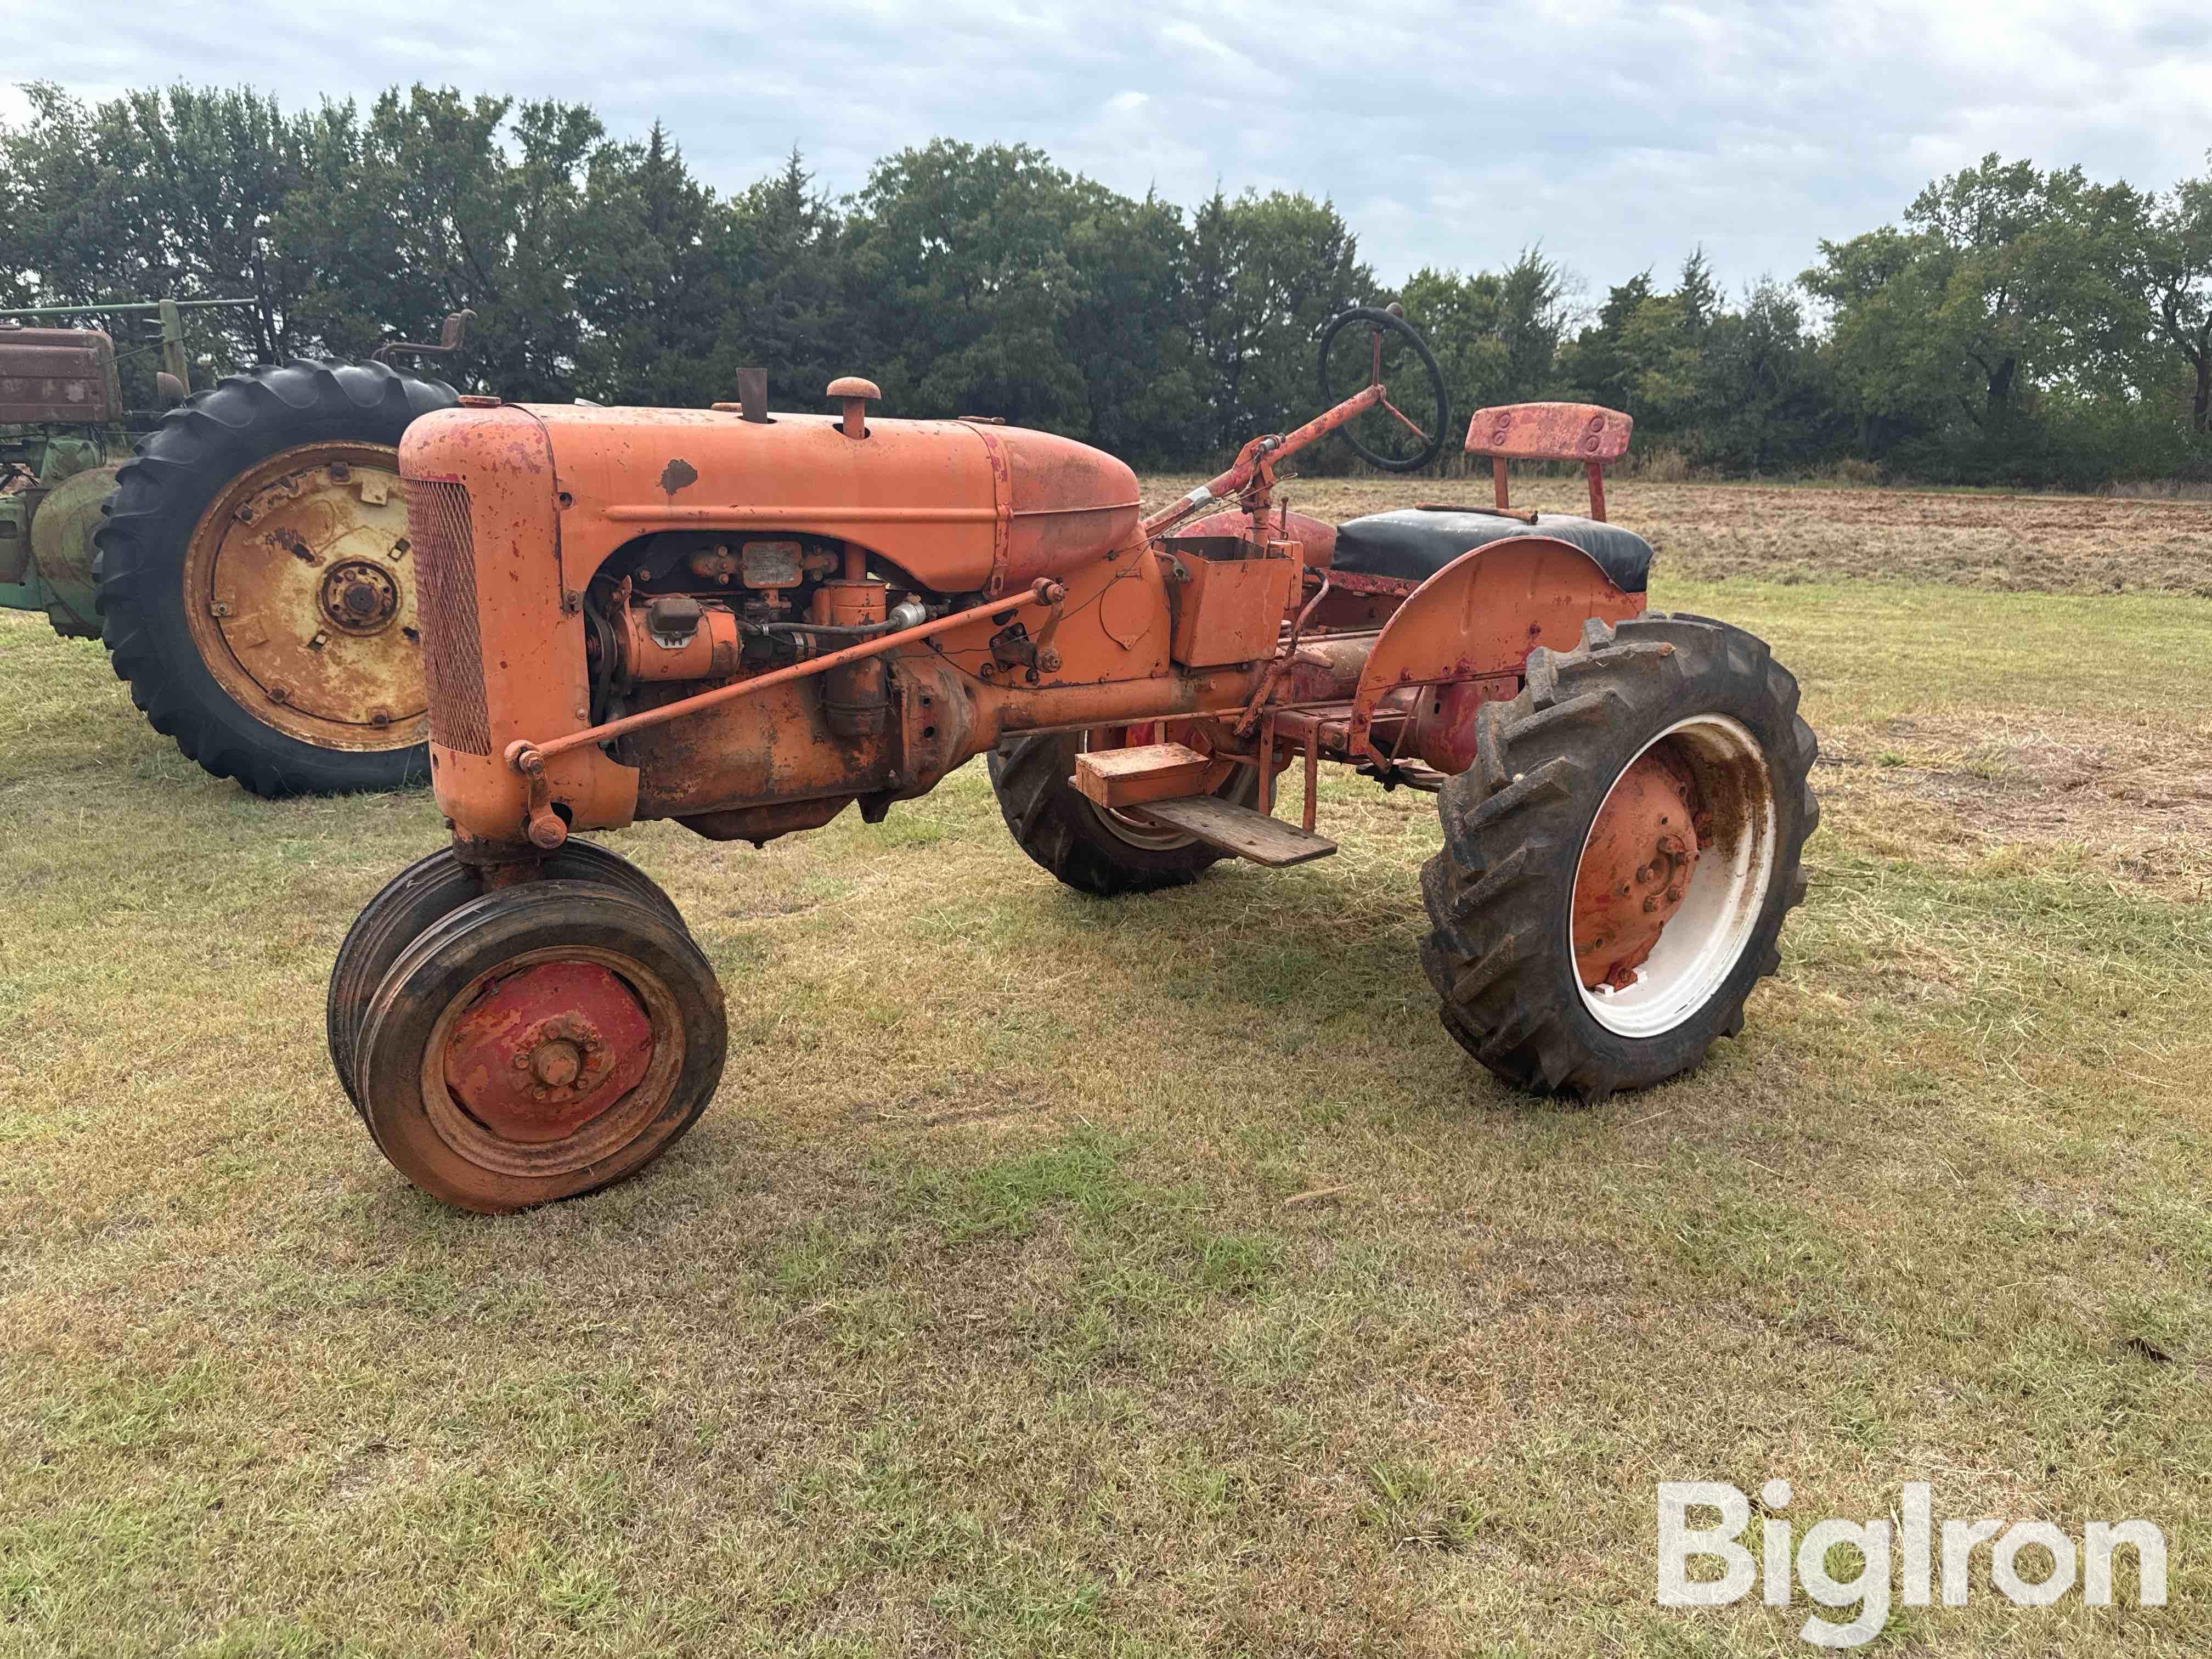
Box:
left=1316, top=304, right=1450, bottom=474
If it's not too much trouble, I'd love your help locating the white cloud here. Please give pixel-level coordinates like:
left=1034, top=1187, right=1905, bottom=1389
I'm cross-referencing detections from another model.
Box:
left=7, top=0, right=2209, bottom=295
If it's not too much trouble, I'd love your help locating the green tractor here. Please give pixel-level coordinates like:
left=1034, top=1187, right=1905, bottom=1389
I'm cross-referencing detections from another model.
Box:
left=0, top=297, right=464, bottom=795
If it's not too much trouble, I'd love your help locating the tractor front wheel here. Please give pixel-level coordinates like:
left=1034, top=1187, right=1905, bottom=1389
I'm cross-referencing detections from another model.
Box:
left=988, top=725, right=1261, bottom=897
left=1420, top=614, right=1818, bottom=1100
left=328, top=840, right=689, bottom=1116
left=352, top=882, right=726, bottom=1212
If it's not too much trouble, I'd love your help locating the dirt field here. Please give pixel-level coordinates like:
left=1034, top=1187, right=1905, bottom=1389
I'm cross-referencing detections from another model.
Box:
left=1144, top=473, right=2212, bottom=596
left=0, top=479, right=2205, bottom=1655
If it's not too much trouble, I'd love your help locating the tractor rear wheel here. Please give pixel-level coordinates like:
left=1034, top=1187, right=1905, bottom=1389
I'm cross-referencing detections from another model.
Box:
left=1420, top=614, right=1818, bottom=1100
left=95, top=360, right=457, bottom=797
left=353, top=882, right=726, bottom=1213
left=988, top=725, right=1262, bottom=897
left=328, top=840, right=688, bottom=1116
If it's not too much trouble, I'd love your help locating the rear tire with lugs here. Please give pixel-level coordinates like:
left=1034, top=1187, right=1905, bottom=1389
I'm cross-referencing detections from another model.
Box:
left=1420, top=614, right=1818, bottom=1101
left=95, top=359, right=457, bottom=797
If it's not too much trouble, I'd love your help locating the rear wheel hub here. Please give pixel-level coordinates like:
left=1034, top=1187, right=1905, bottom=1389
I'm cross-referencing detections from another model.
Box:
left=1568, top=713, right=1780, bottom=1040
left=442, top=962, right=654, bottom=1143
left=1572, top=746, right=1703, bottom=990
left=320, top=558, right=400, bottom=634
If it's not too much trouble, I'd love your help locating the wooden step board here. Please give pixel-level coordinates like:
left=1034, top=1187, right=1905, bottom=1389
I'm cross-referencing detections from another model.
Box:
left=1074, top=742, right=1215, bottom=809
left=1127, top=795, right=1337, bottom=867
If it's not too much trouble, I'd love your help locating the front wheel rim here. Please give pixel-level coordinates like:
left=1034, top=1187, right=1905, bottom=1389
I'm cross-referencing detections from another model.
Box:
left=1571, top=714, right=1777, bottom=1039
left=417, top=944, right=687, bottom=1179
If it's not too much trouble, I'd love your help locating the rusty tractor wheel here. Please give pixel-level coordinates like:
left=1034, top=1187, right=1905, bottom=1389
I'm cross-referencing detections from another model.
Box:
left=95, top=360, right=458, bottom=797
left=353, top=882, right=726, bottom=1213
left=987, top=724, right=1262, bottom=897
left=1420, top=614, right=1818, bottom=1101
left=327, top=840, right=689, bottom=1118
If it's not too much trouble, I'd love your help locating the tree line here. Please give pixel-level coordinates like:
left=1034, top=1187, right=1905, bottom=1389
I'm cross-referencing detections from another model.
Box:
left=5, top=82, right=2209, bottom=488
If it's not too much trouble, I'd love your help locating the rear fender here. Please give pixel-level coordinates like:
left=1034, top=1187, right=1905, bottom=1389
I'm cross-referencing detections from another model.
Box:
left=1345, top=535, right=1645, bottom=766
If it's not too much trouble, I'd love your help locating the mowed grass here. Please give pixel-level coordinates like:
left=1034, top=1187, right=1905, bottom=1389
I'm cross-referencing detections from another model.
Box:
left=1, top=480, right=2208, bottom=1655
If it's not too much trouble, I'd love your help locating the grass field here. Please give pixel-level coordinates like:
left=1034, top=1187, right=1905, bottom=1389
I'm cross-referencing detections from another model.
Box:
left=1, top=478, right=2206, bottom=1655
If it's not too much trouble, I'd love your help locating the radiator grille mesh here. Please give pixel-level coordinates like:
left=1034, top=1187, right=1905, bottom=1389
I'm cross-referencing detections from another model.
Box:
left=404, top=478, right=493, bottom=755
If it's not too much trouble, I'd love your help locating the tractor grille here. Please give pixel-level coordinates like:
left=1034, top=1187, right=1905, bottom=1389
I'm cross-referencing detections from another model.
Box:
left=404, top=478, right=493, bottom=755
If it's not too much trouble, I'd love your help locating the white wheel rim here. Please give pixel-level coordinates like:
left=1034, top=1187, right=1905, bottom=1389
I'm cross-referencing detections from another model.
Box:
left=1573, top=714, right=1776, bottom=1039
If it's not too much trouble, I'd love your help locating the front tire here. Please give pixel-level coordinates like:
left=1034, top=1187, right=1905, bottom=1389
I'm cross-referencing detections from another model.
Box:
left=1420, top=614, right=1818, bottom=1100
left=353, top=883, right=726, bottom=1213
left=328, top=841, right=689, bottom=1116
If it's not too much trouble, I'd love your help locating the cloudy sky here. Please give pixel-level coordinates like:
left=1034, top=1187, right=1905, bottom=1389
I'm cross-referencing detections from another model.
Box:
left=11, top=0, right=2211, bottom=299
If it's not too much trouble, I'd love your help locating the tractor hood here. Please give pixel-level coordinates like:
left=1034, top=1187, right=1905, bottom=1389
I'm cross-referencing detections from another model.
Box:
left=404, top=401, right=1140, bottom=599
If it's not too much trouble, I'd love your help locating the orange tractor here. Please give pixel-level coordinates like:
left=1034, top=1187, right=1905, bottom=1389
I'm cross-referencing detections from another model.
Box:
left=329, top=309, right=1818, bottom=1212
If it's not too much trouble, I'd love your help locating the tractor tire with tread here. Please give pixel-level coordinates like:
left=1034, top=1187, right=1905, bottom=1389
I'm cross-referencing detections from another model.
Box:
left=95, top=359, right=457, bottom=797
left=1420, top=613, right=1818, bottom=1101
left=988, top=729, right=1262, bottom=897
left=353, top=882, right=726, bottom=1214
left=328, top=840, right=687, bottom=1117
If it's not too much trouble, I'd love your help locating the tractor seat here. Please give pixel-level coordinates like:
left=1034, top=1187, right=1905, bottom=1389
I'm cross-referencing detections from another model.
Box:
left=1330, top=508, right=1653, bottom=594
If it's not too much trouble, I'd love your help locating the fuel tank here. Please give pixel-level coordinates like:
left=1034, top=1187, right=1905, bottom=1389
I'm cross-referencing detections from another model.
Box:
left=514, top=403, right=1139, bottom=597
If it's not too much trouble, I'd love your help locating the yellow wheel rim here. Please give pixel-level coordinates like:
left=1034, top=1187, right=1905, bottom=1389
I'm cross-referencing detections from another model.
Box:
left=181, top=441, right=427, bottom=752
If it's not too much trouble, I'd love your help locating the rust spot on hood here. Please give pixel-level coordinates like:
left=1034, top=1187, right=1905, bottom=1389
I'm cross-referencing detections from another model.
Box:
left=659, top=458, right=699, bottom=496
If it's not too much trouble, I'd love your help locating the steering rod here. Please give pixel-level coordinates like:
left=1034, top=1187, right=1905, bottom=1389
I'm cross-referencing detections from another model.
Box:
left=1139, top=381, right=1388, bottom=540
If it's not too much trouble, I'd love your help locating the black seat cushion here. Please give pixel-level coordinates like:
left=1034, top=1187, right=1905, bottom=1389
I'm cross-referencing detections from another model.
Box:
left=1330, top=507, right=1652, bottom=594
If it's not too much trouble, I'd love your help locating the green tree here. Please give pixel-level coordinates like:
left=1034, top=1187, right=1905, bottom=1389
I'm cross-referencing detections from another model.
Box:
left=1400, top=249, right=1568, bottom=443
left=1694, top=280, right=1838, bottom=471
left=571, top=121, right=730, bottom=406
left=841, top=140, right=1091, bottom=431
left=1188, top=188, right=1377, bottom=453
left=282, top=86, right=601, bottom=398
left=1561, top=256, right=1713, bottom=433
left=1805, top=155, right=2152, bottom=466
left=2143, top=157, right=2212, bottom=433
left=1058, top=188, right=1203, bottom=464
left=0, top=83, right=144, bottom=306
left=1560, top=270, right=1655, bottom=416
left=1674, top=247, right=1719, bottom=330
left=0, top=81, right=347, bottom=371
left=709, top=150, right=853, bottom=413
left=837, top=142, right=1211, bottom=458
